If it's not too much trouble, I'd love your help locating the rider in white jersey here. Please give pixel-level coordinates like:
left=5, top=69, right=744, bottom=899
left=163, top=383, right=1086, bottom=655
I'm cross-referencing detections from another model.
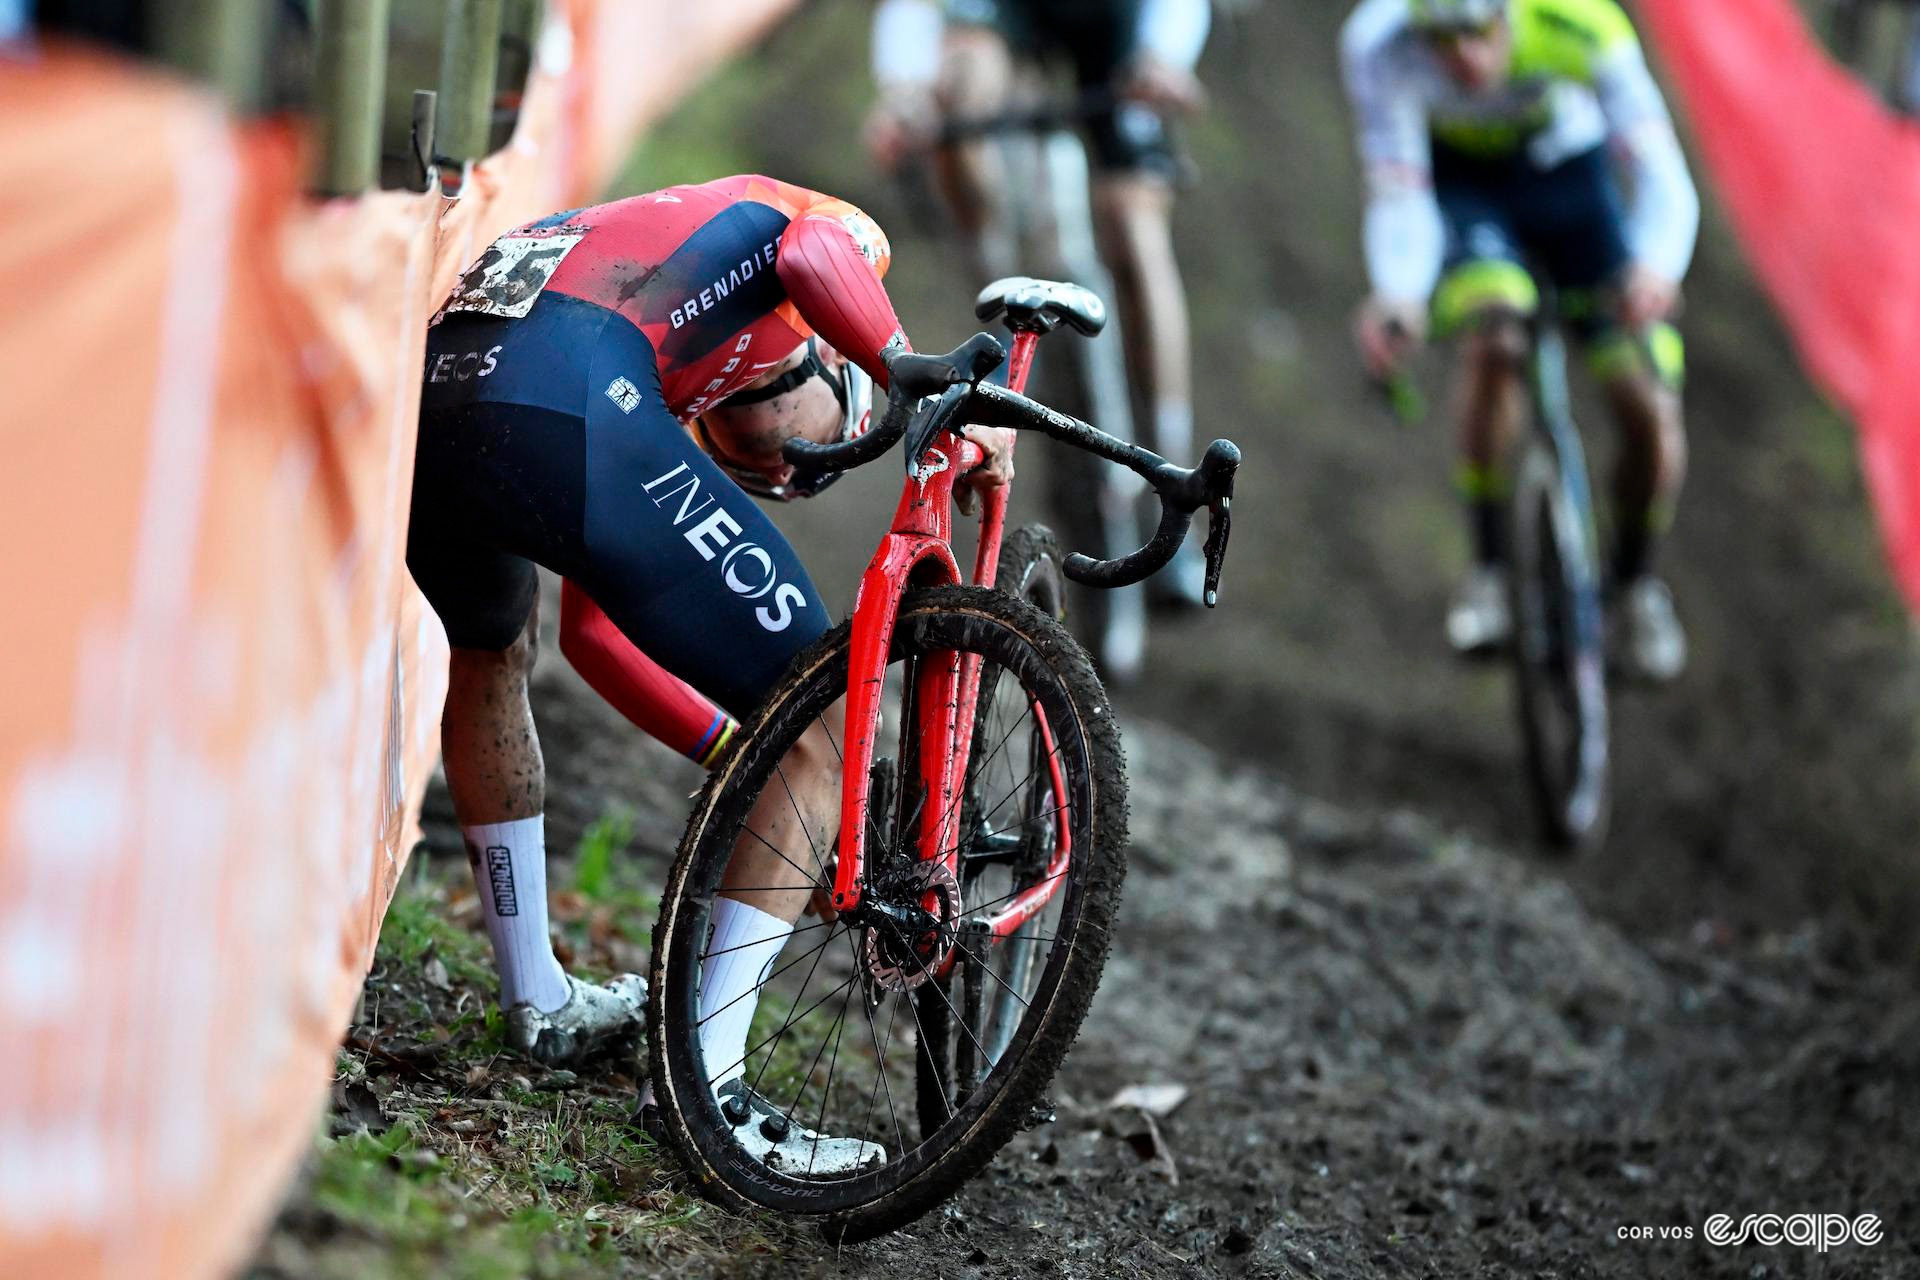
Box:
left=1342, top=0, right=1700, bottom=680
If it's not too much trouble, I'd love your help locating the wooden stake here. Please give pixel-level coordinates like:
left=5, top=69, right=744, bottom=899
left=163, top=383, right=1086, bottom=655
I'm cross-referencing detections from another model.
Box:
left=312, top=0, right=394, bottom=196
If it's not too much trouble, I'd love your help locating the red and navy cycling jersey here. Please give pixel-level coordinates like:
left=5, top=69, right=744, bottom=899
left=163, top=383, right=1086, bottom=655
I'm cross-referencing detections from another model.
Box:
left=433, top=175, right=905, bottom=419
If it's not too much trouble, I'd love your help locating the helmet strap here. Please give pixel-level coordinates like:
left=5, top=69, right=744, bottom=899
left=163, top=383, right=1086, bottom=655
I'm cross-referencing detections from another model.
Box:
left=725, top=346, right=823, bottom=405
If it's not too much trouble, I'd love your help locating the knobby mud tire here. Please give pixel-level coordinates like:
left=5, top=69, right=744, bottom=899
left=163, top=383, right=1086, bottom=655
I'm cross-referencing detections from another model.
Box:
left=1509, top=440, right=1612, bottom=853
left=646, top=584, right=1126, bottom=1244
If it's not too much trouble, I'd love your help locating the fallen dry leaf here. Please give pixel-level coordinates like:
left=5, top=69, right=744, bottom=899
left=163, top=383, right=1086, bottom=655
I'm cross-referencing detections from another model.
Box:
left=1105, top=1082, right=1189, bottom=1117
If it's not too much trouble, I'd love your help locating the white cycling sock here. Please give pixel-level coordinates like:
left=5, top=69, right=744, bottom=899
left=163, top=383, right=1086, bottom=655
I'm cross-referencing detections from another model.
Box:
left=1154, top=398, right=1194, bottom=465
left=463, top=816, right=570, bottom=1014
left=698, top=897, right=795, bottom=1088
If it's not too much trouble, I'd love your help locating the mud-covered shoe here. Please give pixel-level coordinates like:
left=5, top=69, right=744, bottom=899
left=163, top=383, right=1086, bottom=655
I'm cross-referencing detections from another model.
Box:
left=506, top=973, right=646, bottom=1068
left=1619, top=575, right=1687, bottom=683
left=1446, top=565, right=1511, bottom=655
left=714, top=1077, right=886, bottom=1177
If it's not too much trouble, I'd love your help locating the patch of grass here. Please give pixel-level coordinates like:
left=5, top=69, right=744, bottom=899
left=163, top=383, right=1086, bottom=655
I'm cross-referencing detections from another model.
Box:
left=300, top=1120, right=629, bottom=1279
left=378, top=882, right=495, bottom=989
left=265, top=851, right=804, bottom=1278
left=573, top=807, right=635, bottom=902
left=286, top=1079, right=794, bottom=1279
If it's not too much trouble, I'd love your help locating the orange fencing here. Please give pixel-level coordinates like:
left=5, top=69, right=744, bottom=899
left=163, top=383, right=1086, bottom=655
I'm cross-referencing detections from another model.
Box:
left=0, top=3, right=794, bottom=1276
left=1639, top=0, right=1920, bottom=610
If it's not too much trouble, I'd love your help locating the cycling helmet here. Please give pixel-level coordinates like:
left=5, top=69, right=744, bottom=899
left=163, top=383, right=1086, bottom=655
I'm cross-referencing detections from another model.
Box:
left=702, top=337, right=874, bottom=501
left=1408, top=0, right=1507, bottom=32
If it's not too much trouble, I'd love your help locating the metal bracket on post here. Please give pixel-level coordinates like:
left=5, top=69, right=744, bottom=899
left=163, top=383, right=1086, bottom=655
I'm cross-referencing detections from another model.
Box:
left=409, top=89, right=439, bottom=192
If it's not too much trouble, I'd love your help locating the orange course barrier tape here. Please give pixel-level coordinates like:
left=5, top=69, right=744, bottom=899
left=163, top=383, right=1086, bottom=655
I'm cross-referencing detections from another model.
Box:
left=0, top=3, right=794, bottom=1276
left=1638, top=0, right=1920, bottom=610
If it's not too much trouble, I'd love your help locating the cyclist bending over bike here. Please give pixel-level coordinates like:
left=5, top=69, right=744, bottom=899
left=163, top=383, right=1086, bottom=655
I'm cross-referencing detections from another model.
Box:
left=1342, top=0, right=1700, bottom=680
left=867, top=0, right=1214, bottom=606
left=408, top=175, right=1013, bottom=1174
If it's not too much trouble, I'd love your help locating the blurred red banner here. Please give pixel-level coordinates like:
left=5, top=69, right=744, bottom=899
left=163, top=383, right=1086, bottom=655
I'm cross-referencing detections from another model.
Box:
left=1639, top=0, right=1920, bottom=609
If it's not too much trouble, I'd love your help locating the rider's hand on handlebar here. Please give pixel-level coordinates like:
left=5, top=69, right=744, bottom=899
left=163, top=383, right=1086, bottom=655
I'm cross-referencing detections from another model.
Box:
left=1354, top=295, right=1427, bottom=380
left=1619, top=263, right=1680, bottom=332
left=954, top=425, right=1017, bottom=516
left=1119, top=54, right=1207, bottom=114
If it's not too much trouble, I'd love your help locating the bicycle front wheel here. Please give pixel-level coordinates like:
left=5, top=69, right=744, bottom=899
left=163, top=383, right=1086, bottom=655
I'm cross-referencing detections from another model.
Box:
left=1509, top=438, right=1611, bottom=851
left=646, top=585, right=1126, bottom=1242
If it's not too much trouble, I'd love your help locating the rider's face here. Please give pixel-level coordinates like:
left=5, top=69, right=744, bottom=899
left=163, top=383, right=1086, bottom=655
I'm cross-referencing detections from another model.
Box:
left=1427, top=19, right=1512, bottom=93
left=701, top=343, right=849, bottom=491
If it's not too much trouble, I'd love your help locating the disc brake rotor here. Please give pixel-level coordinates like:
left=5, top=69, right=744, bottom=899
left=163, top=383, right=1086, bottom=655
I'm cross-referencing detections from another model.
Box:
left=862, top=859, right=961, bottom=993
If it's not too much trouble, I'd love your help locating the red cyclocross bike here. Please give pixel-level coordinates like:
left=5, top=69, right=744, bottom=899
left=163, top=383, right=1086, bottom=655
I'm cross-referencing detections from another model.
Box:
left=644, top=277, right=1240, bottom=1241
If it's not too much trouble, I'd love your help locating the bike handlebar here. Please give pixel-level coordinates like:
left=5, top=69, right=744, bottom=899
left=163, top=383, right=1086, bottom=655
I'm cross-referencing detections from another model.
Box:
left=780, top=333, right=1006, bottom=474
left=934, top=87, right=1119, bottom=146
left=964, top=382, right=1239, bottom=601
left=780, top=335, right=1241, bottom=604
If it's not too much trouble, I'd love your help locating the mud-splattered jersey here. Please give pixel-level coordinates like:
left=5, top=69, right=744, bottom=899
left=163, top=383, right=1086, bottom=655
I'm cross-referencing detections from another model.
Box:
left=435, top=175, right=904, bottom=420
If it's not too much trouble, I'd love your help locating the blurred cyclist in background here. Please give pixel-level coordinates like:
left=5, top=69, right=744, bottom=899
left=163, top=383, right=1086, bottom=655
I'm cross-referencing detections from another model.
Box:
left=867, top=0, right=1214, bottom=609
left=1341, top=0, right=1699, bottom=681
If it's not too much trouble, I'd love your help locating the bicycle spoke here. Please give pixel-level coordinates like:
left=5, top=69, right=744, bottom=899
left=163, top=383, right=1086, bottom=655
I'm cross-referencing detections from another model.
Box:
left=855, top=930, right=910, bottom=1158
left=954, top=938, right=1033, bottom=1011
left=820, top=711, right=843, bottom=766
left=779, top=977, right=851, bottom=1128
left=970, top=692, right=1038, bottom=797
left=745, top=925, right=843, bottom=1073
left=805, top=984, right=856, bottom=1178
left=696, top=916, right=835, bottom=964
left=732, top=818, right=831, bottom=896
left=717, top=971, right=857, bottom=1096
left=884, top=917, right=997, bottom=1071
left=935, top=800, right=1071, bottom=873
left=695, top=925, right=840, bottom=1033
left=898, top=975, right=956, bottom=1128
left=937, top=685, right=1040, bottom=848
left=946, top=861, right=1072, bottom=922
left=773, top=759, right=828, bottom=874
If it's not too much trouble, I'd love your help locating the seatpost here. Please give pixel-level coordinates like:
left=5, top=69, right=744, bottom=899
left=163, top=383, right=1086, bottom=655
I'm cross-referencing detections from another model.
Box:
left=1004, top=329, right=1041, bottom=393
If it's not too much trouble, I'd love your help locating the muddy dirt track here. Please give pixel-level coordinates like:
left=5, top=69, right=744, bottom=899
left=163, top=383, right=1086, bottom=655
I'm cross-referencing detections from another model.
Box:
left=283, top=0, right=1920, bottom=1272
left=496, top=654, right=1919, bottom=1279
